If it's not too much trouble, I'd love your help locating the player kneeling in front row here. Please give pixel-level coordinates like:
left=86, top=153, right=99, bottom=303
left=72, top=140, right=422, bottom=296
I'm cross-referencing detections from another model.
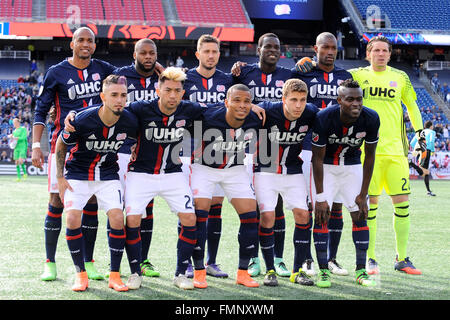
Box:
left=311, top=79, right=380, bottom=288
left=55, top=75, right=138, bottom=292
left=254, top=79, right=318, bottom=286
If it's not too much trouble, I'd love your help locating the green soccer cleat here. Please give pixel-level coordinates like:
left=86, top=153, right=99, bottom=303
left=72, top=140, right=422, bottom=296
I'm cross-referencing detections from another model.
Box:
left=316, top=269, right=331, bottom=288
left=248, top=257, right=261, bottom=277
left=85, top=260, right=104, bottom=280
left=41, top=260, right=57, bottom=281
left=140, top=260, right=160, bottom=277
left=274, top=258, right=291, bottom=277
left=355, top=269, right=377, bottom=287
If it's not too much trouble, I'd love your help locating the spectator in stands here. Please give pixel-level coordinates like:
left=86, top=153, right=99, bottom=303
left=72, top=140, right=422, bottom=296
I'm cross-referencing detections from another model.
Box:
left=176, top=56, right=184, bottom=68
left=1, top=150, right=10, bottom=162
left=431, top=73, right=440, bottom=92
left=443, top=124, right=449, bottom=139
left=17, top=75, right=25, bottom=84
left=441, top=82, right=449, bottom=99
left=30, top=59, right=37, bottom=73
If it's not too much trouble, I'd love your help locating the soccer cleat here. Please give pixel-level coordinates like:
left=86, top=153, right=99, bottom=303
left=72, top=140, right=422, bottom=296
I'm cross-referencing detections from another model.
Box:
left=263, top=270, right=279, bottom=286
left=140, top=260, right=160, bottom=277
left=173, top=274, right=194, bottom=290
left=394, top=257, right=422, bottom=275
left=274, top=258, right=291, bottom=277
left=126, top=273, right=143, bottom=290
left=206, top=263, right=229, bottom=278
left=355, top=269, right=376, bottom=287
left=302, top=259, right=317, bottom=276
left=185, top=262, right=194, bottom=278
left=367, top=258, right=380, bottom=275
left=72, top=271, right=89, bottom=292
left=328, top=259, right=349, bottom=276
left=193, top=269, right=208, bottom=289
left=427, top=191, right=436, bottom=196
left=247, top=257, right=261, bottom=277
left=316, top=269, right=331, bottom=288
left=290, top=269, right=314, bottom=286
left=41, top=260, right=57, bottom=281
left=236, top=269, right=259, bottom=287
left=22, top=174, right=28, bottom=179
left=108, top=272, right=128, bottom=291
left=85, top=260, right=104, bottom=280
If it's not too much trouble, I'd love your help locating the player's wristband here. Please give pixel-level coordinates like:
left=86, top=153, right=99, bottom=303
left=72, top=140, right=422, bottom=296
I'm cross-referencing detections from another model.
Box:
left=32, top=142, right=41, bottom=149
left=316, top=192, right=326, bottom=202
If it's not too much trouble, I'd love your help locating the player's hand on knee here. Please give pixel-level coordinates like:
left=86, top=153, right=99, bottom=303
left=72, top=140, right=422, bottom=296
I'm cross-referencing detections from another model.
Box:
left=57, top=177, right=72, bottom=203
left=49, top=106, right=57, bottom=122
left=295, top=57, right=316, bottom=73
left=231, top=61, right=247, bottom=77
left=355, top=194, right=368, bottom=221
left=64, top=112, right=77, bottom=132
left=31, top=147, right=44, bottom=169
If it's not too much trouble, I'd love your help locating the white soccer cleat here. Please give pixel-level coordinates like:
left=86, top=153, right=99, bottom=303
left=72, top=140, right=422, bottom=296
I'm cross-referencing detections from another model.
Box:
left=126, top=273, right=143, bottom=290
left=328, top=259, right=349, bottom=276
left=302, top=259, right=317, bottom=276
left=173, top=274, right=194, bottom=290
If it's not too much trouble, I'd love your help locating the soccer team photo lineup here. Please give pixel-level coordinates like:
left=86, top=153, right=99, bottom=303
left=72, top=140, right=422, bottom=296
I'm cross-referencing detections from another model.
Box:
left=1, top=0, right=449, bottom=301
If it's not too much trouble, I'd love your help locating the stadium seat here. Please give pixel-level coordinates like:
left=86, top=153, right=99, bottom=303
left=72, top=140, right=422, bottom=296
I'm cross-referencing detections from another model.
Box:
left=0, top=0, right=32, bottom=20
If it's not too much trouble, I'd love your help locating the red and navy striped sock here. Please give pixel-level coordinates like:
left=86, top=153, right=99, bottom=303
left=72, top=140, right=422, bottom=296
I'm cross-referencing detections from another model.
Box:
left=82, top=202, right=98, bottom=262
left=141, top=201, right=154, bottom=261
left=259, top=226, right=275, bottom=271
left=352, top=220, right=369, bottom=267
left=293, top=222, right=310, bottom=272
left=274, top=196, right=286, bottom=259
left=176, top=225, right=197, bottom=276
left=125, top=226, right=142, bottom=275
left=313, top=222, right=329, bottom=268
left=66, top=227, right=85, bottom=272
left=44, top=204, right=63, bottom=262
left=238, top=211, right=259, bottom=270
left=206, top=204, right=222, bottom=265
left=192, top=210, right=208, bottom=270
left=108, top=228, right=126, bottom=272
left=328, top=209, right=343, bottom=261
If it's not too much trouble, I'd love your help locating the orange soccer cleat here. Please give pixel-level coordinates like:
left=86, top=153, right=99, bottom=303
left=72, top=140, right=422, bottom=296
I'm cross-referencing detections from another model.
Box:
left=108, top=271, right=129, bottom=292
left=236, top=269, right=259, bottom=288
left=72, top=271, right=89, bottom=292
left=193, top=269, right=208, bottom=289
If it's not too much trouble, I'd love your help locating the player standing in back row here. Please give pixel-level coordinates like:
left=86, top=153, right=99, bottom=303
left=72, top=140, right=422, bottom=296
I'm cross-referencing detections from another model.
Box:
left=349, top=36, right=424, bottom=275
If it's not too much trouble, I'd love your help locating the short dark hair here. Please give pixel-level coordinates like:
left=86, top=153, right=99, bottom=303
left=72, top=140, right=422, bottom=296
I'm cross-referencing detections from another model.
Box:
left=102, top=74, right=127, bottom=91
left=197, top=34, right=220, bottom=51
left=425, top=120, right=433, bottom=128
left=258, top=33, right=279, bottom=47
left=339, top=78, right=360, bottom=89
left=226, top=84, right=252, bottom=99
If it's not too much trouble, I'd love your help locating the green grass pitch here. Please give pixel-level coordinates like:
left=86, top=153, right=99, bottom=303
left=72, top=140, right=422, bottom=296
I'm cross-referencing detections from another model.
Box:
left=0, top=176, right=449, bottom=301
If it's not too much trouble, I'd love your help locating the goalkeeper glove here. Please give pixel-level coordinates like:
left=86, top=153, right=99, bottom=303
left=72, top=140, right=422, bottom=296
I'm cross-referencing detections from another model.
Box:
left=295, top=57, right=316, bottom=73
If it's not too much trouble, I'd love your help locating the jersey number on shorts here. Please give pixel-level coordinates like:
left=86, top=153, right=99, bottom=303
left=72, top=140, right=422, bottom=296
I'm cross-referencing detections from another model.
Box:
left=184, top=195, right=193, bottom=210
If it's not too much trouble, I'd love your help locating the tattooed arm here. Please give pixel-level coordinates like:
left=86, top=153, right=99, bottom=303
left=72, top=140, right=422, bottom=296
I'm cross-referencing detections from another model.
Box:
left=55, top=135, right=73, bottom=202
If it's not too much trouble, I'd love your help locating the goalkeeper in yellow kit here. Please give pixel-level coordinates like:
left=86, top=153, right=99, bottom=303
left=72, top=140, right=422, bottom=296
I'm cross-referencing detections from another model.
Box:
left=349, top=36, right=423, bottom=275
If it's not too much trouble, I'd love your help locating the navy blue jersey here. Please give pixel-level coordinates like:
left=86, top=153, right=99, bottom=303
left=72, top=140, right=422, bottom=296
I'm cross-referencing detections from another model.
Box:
left=292, top=65, right=353, bottom=151
left=127, top=99, right=207, bottom=174
left=113, top=64, right=159, bottom=154
left=195, top=106, right=263, bottom=169
left=61, top=106, right=138, bottom=181
left=311, top=105, right=380, bottom=165
left=234, top=63, right=294, bottom=103
left=184, top=68, right=234, bottom=103
left=255, top=101, right=318, bottom=174
left=34, top=58, right=116, bottom=153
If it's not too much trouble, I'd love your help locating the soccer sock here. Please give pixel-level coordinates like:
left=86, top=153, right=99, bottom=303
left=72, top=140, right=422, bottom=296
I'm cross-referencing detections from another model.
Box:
left=16, top=165, right=21, bottom=179
left=176, top=225, right=197, bottom=276
left=409, top=160, right=424, bottom=176
left=274, top=195, right=286, bottom=259
left=313, top=222, right=329, bottom=268
left=206, top=203, right=222, bottom=265
left=141, top=201, right=154, bottom=262
left=424, top=175, right=431, bottom=192
left=81, top=202, right=98, bottom=262
left=367, top=203, right=378, bottom=260
left=66, top=227, right=85, bottom=272
left=259, top=226, right=275, bottom=272
left=238, top=211, right=259, bottom=270
left=328, top=208, right=343, bottom=261
left=393, top=201, right=410, bottom=261
left=192, top=209, right=208, bottom=270
left=125, top=226, right=142, bottom=275
left=352, top=220, right=369, bottom=267
left=304, top=209, right=313, bottom=260
left=108, top=228, right=126, bottom=272
left=21, top=163, right=26, bottom=175
left=44, top=204, right=63, bottom=262
left=293, top=223, right=310, bottom=272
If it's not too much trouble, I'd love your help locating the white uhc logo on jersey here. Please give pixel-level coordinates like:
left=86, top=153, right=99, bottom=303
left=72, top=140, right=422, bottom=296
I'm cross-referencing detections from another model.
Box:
left=268, top=124, right=308, bottom=144
left=249, top=77, right=284, bottom=102
left=67, top=81, right=102, bottom=100
left=308, top=76, right=339, bottom=100
left=86, top=139, right=124, bottom=152
left=145, top=127, right=185, bottom=142
left=127, top=83, right=158, bottom=102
